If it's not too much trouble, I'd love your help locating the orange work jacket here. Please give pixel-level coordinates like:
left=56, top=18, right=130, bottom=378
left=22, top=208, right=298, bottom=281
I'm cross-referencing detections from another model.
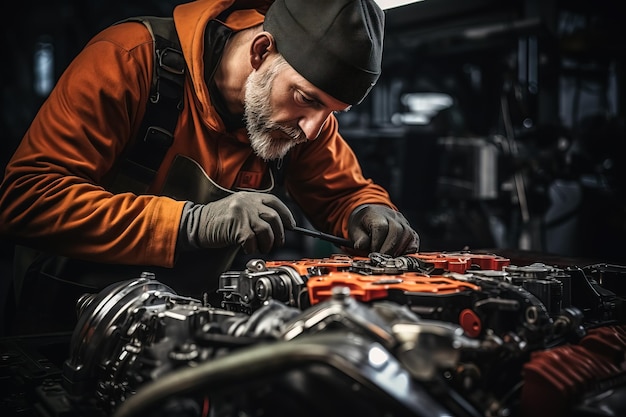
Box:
left=0, top=0, right=395, bottom=270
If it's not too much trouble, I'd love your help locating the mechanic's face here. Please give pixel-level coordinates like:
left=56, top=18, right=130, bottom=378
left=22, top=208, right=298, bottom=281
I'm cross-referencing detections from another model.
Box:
left=244, top=55, right=350, bottom=161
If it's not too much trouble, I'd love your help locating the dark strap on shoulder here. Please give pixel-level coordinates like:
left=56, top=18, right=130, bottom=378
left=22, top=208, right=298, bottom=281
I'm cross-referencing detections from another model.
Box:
left=116, top=17, right=185, bottom=188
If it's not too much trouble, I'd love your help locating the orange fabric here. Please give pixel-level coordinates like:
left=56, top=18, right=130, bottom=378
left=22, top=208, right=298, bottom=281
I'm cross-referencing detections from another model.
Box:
left=0, top=0, right=395, bottom=268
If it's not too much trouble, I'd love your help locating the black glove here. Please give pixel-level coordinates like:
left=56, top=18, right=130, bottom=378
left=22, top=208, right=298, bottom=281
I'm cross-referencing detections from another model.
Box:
left=178, top=192, right=296, bottom=254
left=348, top=204, right=420, bottom=256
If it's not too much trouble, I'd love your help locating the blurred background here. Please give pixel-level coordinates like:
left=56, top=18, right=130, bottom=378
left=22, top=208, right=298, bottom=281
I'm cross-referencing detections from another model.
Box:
left=1, top=0, right=624, bottom=270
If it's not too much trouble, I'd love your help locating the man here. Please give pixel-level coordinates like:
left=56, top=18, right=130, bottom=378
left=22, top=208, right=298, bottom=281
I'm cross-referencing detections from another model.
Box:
left=0, top=0, right=419, bottom=333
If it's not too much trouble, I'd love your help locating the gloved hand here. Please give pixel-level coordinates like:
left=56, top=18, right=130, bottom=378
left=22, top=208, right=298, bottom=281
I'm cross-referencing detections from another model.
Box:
left=178, top=192, right=296, bottom=254
left=348, top=204, right=420, bottom=257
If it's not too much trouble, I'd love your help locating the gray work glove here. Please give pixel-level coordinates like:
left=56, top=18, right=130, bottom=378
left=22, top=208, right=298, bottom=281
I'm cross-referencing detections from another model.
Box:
left=178, top=192, right=296, bottom=254
left=348, top=204, right=420, bottom=257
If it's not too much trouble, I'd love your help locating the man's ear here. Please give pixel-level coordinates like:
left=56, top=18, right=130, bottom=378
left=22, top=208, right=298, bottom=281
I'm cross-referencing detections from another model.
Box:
left=250, top=32, right=274, bottom=70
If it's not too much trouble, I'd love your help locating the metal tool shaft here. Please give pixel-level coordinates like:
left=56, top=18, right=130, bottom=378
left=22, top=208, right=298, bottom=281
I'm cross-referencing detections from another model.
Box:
left=291, top=226, right=353, bottom=248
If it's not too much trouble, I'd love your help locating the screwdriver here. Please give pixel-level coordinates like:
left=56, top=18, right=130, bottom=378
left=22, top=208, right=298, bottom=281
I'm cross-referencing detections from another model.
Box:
left=290, top=225, right=354, bottom=249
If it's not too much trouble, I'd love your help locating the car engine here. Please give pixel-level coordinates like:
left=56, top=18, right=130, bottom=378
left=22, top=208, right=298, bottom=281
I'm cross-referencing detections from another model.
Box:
left=2, top=252, right=625, bottom=417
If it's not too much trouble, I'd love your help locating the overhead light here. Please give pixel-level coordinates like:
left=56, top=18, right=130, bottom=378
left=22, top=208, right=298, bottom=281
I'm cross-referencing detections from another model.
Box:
left=391, top=92, right=454, bottom=125
left=375, top=0, right=425, bottom=10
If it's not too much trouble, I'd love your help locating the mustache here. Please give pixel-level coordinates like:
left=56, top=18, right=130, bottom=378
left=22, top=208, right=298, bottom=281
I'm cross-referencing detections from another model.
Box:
left=267, top=122, right=307, bottom=142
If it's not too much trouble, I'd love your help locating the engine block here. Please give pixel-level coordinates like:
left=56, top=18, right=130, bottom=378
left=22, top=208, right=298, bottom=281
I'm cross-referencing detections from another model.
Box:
left=3, top=252, right=625, bottom=417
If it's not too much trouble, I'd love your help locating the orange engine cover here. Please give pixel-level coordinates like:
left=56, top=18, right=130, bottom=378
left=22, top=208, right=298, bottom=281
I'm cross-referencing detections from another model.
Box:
left=264, top=252, right=509, bottom=305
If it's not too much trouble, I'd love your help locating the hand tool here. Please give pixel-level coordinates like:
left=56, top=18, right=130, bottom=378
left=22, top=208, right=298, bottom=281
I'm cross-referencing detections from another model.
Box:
left=290, top=225, right=354, bottom=248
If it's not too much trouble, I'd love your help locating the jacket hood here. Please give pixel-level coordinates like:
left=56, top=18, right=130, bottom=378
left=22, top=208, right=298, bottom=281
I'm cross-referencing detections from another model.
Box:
left=173, top=0, right=264, bottom=127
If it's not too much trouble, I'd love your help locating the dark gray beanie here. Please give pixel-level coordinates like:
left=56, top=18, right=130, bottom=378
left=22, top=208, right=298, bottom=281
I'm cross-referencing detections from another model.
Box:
left=263, top=0, right=385, bottom=105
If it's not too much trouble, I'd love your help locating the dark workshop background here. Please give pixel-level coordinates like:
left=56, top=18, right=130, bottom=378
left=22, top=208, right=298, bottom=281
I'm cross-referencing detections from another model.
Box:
left=1, top=0, right=624, bottom=285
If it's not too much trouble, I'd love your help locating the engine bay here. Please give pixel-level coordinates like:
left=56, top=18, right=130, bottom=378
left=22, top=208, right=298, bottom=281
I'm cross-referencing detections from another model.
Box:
left=1, top=251, right=625, bottom=417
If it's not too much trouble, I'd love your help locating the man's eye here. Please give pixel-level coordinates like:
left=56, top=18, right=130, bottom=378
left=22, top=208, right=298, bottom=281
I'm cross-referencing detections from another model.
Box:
left=297, top=91, right=315, bottom=105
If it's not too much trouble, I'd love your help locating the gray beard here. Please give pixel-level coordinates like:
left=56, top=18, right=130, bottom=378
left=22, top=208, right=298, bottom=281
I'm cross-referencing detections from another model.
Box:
left=243, top=59, right=307, bottom=161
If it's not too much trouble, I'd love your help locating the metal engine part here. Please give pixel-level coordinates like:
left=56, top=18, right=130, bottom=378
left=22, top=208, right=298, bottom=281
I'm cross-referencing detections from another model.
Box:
left=24, top=252, right=625, bottom=417
left=62, top=274, right=475, bottom=417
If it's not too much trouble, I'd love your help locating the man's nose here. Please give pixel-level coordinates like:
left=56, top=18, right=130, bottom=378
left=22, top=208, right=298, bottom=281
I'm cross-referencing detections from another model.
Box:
left=298, top=111, right=329, bottom=140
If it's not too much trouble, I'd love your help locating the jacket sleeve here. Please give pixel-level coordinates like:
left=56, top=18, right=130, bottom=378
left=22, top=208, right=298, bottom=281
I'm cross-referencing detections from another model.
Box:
left=0, top=24, right=185, bottom=268
left=285, top=115, right=397, bottom=240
